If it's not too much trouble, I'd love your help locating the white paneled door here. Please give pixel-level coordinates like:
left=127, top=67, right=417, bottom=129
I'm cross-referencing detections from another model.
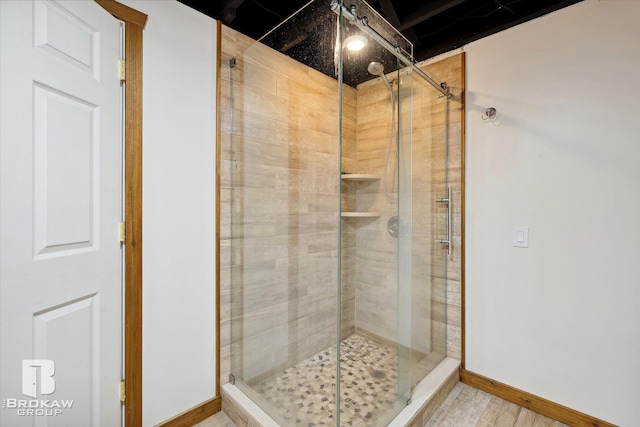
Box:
left=1, top=1, right=124, bottom=426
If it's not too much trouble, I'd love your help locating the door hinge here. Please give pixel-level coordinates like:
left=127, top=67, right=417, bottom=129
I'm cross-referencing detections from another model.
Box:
left=119, top=380, right=126, bottom=403
left=118, top=59, right=126, bottom=81
left=118, top=221, right=126, bottom=243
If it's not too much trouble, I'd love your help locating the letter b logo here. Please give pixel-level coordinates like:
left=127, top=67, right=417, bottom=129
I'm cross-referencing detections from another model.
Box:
left=22, top=360, right=55, bottom=398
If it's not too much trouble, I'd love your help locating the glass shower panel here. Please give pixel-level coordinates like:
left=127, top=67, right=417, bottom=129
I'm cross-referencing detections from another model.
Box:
left=338, top=0, right=416, bottom=424
left=227, top=5, right=341, bottom=424
left=397, top=65, right=413, bottom=405
left=407, top=65, right=450, bottom=389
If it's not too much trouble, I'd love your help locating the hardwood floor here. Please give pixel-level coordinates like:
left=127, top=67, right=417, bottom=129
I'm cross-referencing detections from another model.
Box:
left=195, top=382, right=568, bottom=426
left=193, top=411, right=236, bottom=427
left=426, top=383, right=568, bottom=427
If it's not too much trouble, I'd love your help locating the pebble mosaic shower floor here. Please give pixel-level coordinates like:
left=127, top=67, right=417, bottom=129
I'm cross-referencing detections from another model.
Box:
left=252, top=334, right=406, bottom=426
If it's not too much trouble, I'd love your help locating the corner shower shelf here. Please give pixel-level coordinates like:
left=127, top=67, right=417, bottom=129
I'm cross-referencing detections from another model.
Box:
left=341, top=173, right=381, bottom=181
left=341, top=212, right=381, bottom=218
left=341, top=174, right=381, bottom=217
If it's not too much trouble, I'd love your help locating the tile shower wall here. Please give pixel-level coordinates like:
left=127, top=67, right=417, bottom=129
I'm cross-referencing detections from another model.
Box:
left=219, top=25, right=357, bottom=386
left=353, top=53, right=464, bottom=360
left=414, top=54, right=463, bottom=361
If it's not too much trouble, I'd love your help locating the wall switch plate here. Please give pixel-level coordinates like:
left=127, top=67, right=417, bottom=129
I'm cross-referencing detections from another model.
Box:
left=513, top=226, right=529, bottom=248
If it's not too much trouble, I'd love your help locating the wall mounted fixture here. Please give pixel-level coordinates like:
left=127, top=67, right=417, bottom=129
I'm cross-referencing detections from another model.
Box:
left=482, top=107, right=497, bottom=120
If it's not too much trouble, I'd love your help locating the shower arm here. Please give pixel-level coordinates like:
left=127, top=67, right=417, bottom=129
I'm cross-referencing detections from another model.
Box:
left=331, top=1, right=452, bottom=98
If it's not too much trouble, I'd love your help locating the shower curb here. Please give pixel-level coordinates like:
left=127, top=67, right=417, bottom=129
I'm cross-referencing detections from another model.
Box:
left=221, top=383, right=280, bottom=427
left=221, top=357, right=461, bottom=427
left=388, top=357, right=460, bottom=426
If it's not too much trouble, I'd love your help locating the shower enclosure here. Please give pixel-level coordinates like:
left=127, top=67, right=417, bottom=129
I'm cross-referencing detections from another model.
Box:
left=220, top=0, right=464, bottom=425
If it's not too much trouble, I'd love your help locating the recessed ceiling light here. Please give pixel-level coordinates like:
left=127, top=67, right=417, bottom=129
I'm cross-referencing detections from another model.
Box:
left=344, top=35, right=367, bottom=51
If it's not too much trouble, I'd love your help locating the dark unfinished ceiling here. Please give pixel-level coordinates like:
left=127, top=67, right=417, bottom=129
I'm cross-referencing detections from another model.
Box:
left=178, top=0, right=583, bottom=86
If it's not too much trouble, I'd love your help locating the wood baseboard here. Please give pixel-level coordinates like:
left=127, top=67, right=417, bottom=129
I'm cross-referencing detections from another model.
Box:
left=460, top=369, right=616, bottom=427
left=155, top=396, right=221, bottom=427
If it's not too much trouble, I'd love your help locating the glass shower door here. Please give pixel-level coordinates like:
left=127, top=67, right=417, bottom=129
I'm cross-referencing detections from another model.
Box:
left=402, top=63, right=451, bottom=395
left=336, top=0, right=434, bottom=424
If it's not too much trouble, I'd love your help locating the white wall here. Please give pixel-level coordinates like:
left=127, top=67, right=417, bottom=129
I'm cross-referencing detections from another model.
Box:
left=465, top=1, right=640, bottom=425
left=120, top=2, right=217, bottom=425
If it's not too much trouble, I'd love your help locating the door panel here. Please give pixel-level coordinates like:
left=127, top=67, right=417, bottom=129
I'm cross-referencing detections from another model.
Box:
left=1, top=1, right=123, bottom=426
left=34, top=0, right=100, bottom=78
left=33, top=83, right=98, bottom=258
left=33, top=295, right=101, bottom=424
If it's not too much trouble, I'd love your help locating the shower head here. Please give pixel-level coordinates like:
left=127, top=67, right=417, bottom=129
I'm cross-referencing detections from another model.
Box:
left=367, top=61, right=385, bottom=76
left=367, top=61, right=393, bottom=93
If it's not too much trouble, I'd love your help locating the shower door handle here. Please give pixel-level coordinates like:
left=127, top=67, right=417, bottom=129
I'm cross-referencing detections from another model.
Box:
left=436, top=187, right=452, bottom=256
